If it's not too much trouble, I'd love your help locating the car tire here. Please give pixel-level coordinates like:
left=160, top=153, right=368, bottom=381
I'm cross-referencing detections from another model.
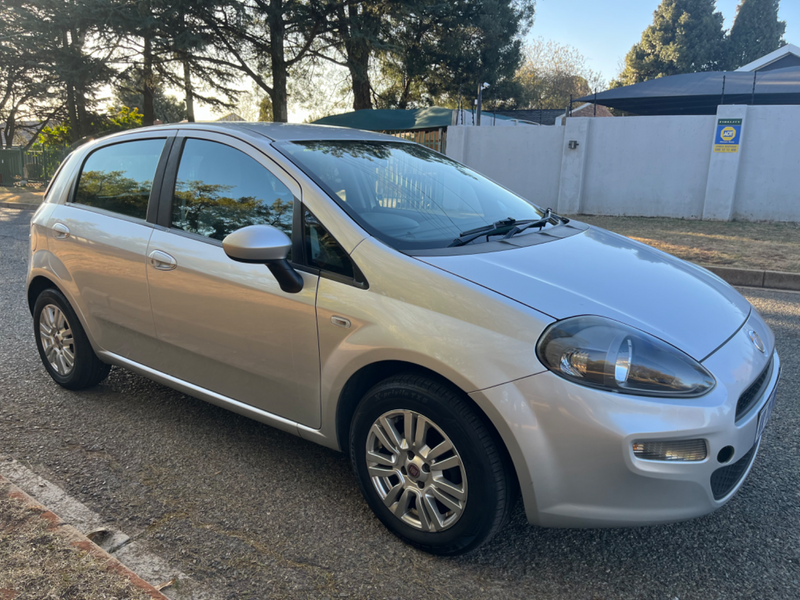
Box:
left=350, top=373, right=515, bottom=555
left=33, top=288, right=111, bottom=390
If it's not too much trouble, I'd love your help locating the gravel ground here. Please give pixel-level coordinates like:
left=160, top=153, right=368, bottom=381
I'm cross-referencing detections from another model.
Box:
left=1, top=206, right=798, bottom=599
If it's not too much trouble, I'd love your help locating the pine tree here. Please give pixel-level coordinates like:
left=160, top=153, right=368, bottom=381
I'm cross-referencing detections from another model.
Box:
left=615, top=0, right=726, bottom=86
left=728, top=0, right=786, bottom=69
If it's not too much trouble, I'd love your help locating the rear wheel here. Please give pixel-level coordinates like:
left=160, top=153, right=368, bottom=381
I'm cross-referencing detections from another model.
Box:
left=33, top=288, right=110, bottom=390
left=350, top=373, right=515, bottom=555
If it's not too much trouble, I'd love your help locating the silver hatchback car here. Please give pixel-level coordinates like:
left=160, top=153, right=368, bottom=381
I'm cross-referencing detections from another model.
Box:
left=28, top=123, right=780, bottom=555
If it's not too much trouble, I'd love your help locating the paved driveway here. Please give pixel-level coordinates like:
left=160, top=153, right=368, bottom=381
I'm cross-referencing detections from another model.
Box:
left=1, top=207, right=798, bottom=599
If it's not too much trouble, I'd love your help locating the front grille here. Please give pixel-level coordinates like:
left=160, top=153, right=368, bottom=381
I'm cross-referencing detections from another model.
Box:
left=736, top=358, right=773, bottom=421
left=710, top=444, right=757, bottom=500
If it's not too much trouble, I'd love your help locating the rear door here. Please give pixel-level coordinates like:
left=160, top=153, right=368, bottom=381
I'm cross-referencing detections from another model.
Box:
left=145, top=131, right=321, bottom=426
left=45, top=132, right=173, bottom=365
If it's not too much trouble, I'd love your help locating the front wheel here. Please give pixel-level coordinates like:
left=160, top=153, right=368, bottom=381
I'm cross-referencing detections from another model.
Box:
left=350, top=374, right=515, bottom=555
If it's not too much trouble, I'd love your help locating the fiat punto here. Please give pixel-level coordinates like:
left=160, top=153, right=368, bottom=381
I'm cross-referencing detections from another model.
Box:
left=27, top=123, right=780, bottom=555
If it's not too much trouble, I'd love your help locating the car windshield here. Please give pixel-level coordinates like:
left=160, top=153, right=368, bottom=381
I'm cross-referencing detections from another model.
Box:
left=276, top=140, right=546, bottom=251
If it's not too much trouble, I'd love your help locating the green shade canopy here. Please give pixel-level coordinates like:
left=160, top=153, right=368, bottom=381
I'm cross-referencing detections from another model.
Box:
left=312, top=107, right=455, bottom=131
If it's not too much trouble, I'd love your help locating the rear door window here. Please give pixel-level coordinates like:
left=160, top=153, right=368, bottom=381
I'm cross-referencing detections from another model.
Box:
left=170, top=139, right=294, bottom=242
left=74, top=139, right=166, bottom=220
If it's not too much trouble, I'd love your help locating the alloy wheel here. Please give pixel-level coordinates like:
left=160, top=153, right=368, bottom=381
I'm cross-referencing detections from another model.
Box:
left=39, top=304, right=75, bottom=376
left=365, top=409, right=468, bottom=532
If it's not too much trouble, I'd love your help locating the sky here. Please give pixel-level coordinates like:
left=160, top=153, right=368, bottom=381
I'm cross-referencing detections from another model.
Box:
left=532, top=0, right=799, bottom=85
left=193, top=0, right=799, bottom=121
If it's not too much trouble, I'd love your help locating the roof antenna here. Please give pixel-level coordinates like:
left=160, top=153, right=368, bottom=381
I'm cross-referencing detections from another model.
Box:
left=751, top=71, right=757, bottom=105
left=721, top=75, right=726, bottom=105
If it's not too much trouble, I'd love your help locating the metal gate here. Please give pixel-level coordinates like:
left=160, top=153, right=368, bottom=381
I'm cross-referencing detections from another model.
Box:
left=0, top=148, right=24, bottom=186
left=0, top=146, right=68, bottom=185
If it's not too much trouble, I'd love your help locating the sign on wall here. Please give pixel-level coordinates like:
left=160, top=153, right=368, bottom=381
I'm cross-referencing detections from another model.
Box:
left=714, top=118, right=742, bottom=153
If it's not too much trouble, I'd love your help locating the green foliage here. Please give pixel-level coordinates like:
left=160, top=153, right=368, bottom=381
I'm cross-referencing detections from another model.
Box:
left=615, top=0, right=726, bottom=86
left=36, top=124, right=74, bottom=149
left=515, top=38, right=605, bottom=109
left=258, top=96, right=273, bottom=122
left=113, top=72, right=186, bottom=123
left=728, top=0, right=786, bottom=69
left=328, top=0, right=535, bottom=111
left=36, top=107, right=143, bottom=149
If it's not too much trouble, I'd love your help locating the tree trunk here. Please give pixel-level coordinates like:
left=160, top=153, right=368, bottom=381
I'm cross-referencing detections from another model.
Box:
left=269, top=0, right=288, bottom=122
left=5, top=112, right=16, bottom=149
left=183, top=60, right=195, bottom=122
left=65, top=83, right=79, bottom=143
left=62, top=29, right=79, bottom=143
left=347, top=39, right=372, bottom=110
left=75, top=85, right=89, bottom=138
left=143, top=34, right=155, bottom=125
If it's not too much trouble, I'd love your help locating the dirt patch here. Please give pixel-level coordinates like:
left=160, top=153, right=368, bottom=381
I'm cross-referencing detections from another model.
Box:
left=573, top=215, right=800, bottom=273
left=0, top=495, right=149, bottom=600
left=0, top=187, right=44, bottom=206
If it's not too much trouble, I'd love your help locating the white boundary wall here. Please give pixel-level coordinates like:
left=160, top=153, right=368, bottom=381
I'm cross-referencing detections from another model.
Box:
left=445, top=105, right=800, bottom=222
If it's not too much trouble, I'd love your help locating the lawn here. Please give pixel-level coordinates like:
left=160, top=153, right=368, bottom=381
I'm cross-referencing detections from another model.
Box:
left=0, top=186, right=44, bottom=205
left=572, top=215, right=800, bottom=274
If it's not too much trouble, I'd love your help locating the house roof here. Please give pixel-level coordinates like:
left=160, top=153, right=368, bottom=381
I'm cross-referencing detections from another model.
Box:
left=577, top=66, right=800, bottom=115
left=737, top=43, right=800, bottom=72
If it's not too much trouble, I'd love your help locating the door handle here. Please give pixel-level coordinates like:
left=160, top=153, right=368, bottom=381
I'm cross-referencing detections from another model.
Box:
left=148, top=250, right=177, bottom=271
left=52, top=222, right=70, bottom=239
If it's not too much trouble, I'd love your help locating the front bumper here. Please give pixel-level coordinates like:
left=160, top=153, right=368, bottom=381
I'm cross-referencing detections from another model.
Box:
left=472, top=310, right=780, bottom=527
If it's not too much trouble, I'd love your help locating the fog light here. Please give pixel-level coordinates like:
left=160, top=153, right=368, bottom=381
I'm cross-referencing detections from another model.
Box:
left=632, top=439, right=707, bottom=461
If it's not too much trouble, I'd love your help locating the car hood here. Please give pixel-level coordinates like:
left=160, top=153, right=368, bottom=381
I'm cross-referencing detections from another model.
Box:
left=417, top=226, right=751, bottom=360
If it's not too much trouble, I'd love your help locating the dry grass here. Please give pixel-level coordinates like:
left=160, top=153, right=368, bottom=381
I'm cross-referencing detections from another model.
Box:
left=573, top=215, right=800, bottom=273
left=0, top=187, right=44, bottom=205
left=0, top=495, right=149, bottom=600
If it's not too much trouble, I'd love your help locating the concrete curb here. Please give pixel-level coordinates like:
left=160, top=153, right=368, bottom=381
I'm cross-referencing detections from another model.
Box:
left=703, top=265, right=800, bottom=292
left=0, top=201, right=39, bottom=210
left=0, top=474, right=169, bottom=600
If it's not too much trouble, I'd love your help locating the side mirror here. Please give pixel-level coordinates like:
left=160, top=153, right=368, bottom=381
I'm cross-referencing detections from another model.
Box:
left=222, top=225, right=304, bottom=294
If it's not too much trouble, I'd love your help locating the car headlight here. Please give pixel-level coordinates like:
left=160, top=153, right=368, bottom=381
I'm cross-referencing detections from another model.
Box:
left=536, top=316, right=715, bottom=398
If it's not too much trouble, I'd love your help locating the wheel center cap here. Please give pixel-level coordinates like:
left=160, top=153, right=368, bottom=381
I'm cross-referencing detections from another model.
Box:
left=407, top=463, right=421, bottom=479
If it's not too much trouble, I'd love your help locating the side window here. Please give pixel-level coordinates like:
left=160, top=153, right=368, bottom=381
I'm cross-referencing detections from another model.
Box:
left=303, top=207, right=355, bottom=279
left=171, top=139, right=294, bottom=242
left=74, top=139, right=165, bottom=219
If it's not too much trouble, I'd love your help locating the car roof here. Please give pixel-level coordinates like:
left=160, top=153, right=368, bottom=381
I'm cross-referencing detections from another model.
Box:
left=131, top=122, right=405, bottom=143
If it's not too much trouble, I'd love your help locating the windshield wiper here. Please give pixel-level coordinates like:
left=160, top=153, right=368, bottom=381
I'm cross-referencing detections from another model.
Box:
left=502, top=208, right=569, bottom=239
left=448, top=218, right=531, bottom=247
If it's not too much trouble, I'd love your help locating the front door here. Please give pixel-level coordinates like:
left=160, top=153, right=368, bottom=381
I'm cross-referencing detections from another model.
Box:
left=146, top=133, right=321, bottom=427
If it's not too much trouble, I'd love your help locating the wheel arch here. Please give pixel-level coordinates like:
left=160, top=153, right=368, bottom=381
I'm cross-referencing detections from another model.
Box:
left=27, top=273, right=101, bottom=355
left=28, top=274, right=65, bottom=315
left=335, top=360, right=522, bottom=496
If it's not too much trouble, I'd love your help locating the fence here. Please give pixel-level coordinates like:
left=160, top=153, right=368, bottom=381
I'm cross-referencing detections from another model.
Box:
left=0, top=146, right=69, bottom=185
left=385, top=128, right=446, bottom=153
left=445, top=104, right=800, bottom=222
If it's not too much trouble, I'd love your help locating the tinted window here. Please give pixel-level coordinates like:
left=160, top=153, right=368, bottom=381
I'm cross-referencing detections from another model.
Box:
left=277, top=141, right=545, bottom=251
left=171, top=139, right=294, bottom=242
left=304, top=207, right=354, bottom=278
left=75, top=139, right=165, bottom=219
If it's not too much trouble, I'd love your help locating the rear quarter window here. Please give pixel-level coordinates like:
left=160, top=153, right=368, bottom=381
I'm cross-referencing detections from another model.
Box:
left=74, top=139, right=166, bottom=220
